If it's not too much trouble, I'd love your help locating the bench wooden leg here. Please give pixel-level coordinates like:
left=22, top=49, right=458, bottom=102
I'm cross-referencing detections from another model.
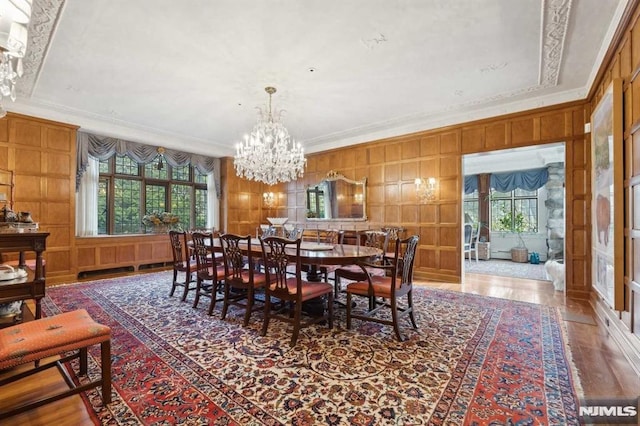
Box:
left=101, top=339, right=112, bottom=404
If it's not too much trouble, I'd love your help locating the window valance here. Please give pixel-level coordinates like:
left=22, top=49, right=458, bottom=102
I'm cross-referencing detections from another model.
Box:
left=464, top=175, right=478, bottom=194
left=489, top=168, right=549, bottom=192
left=76, top=131, right=221, bottom=198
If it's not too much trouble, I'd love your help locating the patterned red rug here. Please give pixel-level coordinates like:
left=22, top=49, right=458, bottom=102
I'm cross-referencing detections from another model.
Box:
left=43, top=271, right=582, bottom=425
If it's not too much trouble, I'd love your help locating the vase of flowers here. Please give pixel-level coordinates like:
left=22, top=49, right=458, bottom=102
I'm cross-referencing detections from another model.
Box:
left=142, top=212, right=181, bottom=233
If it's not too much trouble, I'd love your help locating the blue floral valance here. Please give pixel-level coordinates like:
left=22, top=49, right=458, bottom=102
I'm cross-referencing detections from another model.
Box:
left=76, top=131, right=221, bottom=198
left=490, top=168, right=549, bottom=192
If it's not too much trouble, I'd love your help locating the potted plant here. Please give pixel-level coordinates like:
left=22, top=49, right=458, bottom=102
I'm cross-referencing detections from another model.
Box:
left=494, top=206, right=529, bottom=262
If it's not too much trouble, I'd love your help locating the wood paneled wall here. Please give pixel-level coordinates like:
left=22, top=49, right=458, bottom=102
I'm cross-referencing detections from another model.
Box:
left=0, top=113, right=77, bottom=284
left=222, top=103, right=590, bottom=291
left=589, top=0, right=640, bottom=369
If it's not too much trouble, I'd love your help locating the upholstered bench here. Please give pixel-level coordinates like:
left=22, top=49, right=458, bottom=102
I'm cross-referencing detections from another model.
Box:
left=0, top=309, right=111, bottom=419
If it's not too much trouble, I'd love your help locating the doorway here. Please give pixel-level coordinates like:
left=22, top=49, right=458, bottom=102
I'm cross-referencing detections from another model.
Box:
left=462, top=143, right=566, bottom=290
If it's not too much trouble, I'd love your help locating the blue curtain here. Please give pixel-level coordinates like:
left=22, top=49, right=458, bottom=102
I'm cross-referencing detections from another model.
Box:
left=490, top=168, right=549, bottom=192
left=464, top=175, right=479, bottom=194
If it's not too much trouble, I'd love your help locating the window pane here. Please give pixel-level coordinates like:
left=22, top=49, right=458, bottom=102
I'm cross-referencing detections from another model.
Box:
left=115, top=155, right=139, bottom=176
left=144, top=159, right=168, bottom=180
left=171, top=184, right=192, bottom=229
left=172, top=165, right=190, bottom=181
left=195, top=169, right=207, bottom=184
left=515, top=198, right=538, bottom=232
left=113, top=178, right=141, bottom=234
left=464, top=190, right=478, bottom=200
left=491, top=199, right=512, bottom=231
left=464, top=200, right=478, bottom=223
left=145, top=184, right=167, bottom=214
left=491, top=190, right=510, bottom=199
left=194, top=188, right=207, bottom=229
left=99, top=159, right=110, bottom=173
left=97, top=178, right=108, bottom=234
left=515, top=188, right=537, bottom=197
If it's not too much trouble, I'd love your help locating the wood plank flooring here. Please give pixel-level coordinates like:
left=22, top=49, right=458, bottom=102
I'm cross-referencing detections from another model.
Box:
left=0, top=272, right=638, bottom=425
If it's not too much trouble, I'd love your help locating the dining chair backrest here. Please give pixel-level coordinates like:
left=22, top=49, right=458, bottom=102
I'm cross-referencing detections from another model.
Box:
left=320, top=229, right=344, bottom=245
left=260, top=236, right=301, bottom=296
left=169, top=230, right=189, bottom=267
left=463, top=223, right=473, bottom=247
left=394, top=235, right=419, bottom=289
left=220, top=233, right=253, bottom=283
left=191, top=231, right=216, bottom=279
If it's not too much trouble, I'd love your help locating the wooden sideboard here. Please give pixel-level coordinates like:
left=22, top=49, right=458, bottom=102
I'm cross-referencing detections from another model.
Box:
left=0, top=231, right=49, bottom=319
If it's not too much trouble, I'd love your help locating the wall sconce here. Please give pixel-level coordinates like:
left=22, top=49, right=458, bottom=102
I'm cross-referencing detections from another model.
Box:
left=415, top=177, right=437, bottom=203
left=354, top=193, right=363, bottom=203
left=263, top=191, right=275, bottom=208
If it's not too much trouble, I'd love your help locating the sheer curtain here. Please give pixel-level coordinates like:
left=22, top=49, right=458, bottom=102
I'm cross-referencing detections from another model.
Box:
left=206, top=173, right=219, bottom=230
left=75, top=156, right=99, bottom=236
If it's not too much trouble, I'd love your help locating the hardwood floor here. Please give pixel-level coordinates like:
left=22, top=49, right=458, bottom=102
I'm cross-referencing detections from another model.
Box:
left=0, top=272, right=638, bottom=425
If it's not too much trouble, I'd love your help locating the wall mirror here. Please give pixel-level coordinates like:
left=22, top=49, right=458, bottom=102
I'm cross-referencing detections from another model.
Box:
left=306, top=171, right=367, bottom=221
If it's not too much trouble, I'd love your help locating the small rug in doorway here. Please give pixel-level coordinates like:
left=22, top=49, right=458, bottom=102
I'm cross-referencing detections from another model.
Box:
left=466, top=258, right=550, bottom=281
left=41, top=271, right=581, bottom=425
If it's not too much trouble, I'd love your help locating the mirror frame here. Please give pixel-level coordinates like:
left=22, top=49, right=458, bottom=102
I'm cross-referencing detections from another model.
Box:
left=306, top=170, right=367, bottom=221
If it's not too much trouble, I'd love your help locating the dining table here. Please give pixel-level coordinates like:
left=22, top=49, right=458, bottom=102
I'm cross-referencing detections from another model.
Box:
left=193, top=237, right=383, bottom=282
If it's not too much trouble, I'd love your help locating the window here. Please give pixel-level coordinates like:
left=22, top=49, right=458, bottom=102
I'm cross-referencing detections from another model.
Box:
left=97, top=155, right=207, bottom=235
left=463, top=190, right=479, bottom=223
left=490, top=188, right=538, bottom=233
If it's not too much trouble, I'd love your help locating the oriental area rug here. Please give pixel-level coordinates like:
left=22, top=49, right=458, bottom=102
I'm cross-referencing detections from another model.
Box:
left=42, top=271, right=582, bottom=425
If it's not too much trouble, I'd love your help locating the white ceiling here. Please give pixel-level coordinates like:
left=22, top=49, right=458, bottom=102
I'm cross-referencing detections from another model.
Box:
left=8, top=0, right=628, bottom=157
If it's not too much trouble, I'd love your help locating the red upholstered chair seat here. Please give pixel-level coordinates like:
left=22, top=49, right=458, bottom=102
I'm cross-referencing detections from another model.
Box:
left=0, top=309, right=110, bottom=370
left=0, top=309, right=112, bottom=419
left=342, top=275, right=393, bottom=299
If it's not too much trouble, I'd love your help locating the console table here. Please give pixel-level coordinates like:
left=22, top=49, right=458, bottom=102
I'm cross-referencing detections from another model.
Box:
left=0, top=232, right=49, bottom=320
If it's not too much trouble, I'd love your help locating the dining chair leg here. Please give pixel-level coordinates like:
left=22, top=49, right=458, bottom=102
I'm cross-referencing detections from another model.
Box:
left=390, top=298, right=403, bottom=342
left=180, top=273, right=191, bottom=302
left=290, top=303, right=303, bottom=347
left=327, top=293, right=334, bottom=329
left=170, top=270, right=178, bottom=297
left=207, top=285, right=218, bottom=316
left=243, top=288, right=253, bottom=327
left=408, top=291, right=418, bottom=329
left=346, top=292, right=353, bottom=330
left=220, top=284, right=230, bottom=320
left=261, top=296, right=271, bottom=337
left=192, top=278, right=202, bottom=309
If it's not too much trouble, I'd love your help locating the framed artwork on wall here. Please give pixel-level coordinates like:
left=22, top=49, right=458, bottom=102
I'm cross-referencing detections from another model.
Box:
left=591, top=78, right=624, bottom=311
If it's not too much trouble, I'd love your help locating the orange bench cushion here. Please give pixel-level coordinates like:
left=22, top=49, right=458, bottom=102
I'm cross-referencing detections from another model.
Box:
left=0, top=309, right=111, bottom=370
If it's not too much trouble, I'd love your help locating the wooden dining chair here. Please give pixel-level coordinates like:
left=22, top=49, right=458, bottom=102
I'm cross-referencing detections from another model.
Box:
left=168, top=230, right=197, bottom=301
left=191, top=231, right=226, bottom=315
left=345, top=235, right=420, bottom=342
left=259, top=236, right=334, bottom=347
left=219, top=233, right=268, bottom=326
left=334, top=229, right=389, bottom=297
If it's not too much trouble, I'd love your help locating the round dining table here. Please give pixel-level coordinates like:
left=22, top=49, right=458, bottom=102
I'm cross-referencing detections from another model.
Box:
left=197, top=238, right=382, bottom=282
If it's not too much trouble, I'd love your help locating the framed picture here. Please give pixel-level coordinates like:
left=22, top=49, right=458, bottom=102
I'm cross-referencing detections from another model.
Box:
left=591, top=78, right=623, bottom=310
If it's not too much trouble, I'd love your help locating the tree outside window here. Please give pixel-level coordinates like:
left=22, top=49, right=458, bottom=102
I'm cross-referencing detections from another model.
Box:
left=490, top=188, right=538, bottom=233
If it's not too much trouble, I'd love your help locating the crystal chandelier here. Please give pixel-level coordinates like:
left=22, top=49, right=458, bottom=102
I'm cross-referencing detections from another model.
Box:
left=234, top=87, right=306, bottom=185
left=0, top=0, right=32, bottom=118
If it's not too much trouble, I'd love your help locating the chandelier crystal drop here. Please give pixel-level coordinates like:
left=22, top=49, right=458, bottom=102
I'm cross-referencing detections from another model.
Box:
left=0, top=1, right=32, bottom=118
left=234, top=87, right=306, bottom=185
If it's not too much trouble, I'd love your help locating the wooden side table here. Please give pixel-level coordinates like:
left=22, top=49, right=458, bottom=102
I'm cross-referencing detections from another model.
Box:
left=0, top=231, right=49, bottom=320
